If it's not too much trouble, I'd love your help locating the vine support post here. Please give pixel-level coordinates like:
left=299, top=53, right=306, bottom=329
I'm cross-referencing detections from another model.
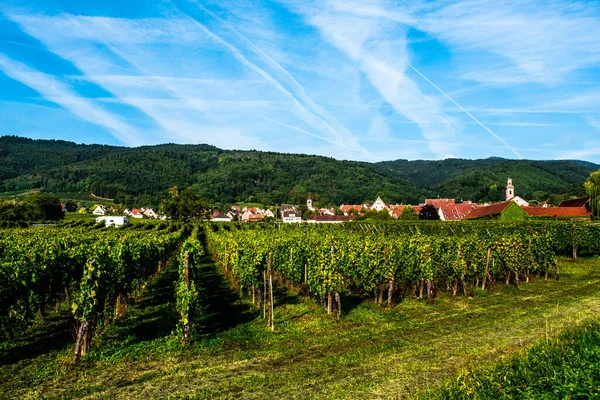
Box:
left=263, top=270, right=267, bottom=319
left=335, top=292, right=341, bottom=319
left=182, top=251, right=191, bottom=345
left=268, top=252, right=274, bottom=331
left=304, top=264, right=307, bottom=284
left=482, top=247, right=491, bottom=291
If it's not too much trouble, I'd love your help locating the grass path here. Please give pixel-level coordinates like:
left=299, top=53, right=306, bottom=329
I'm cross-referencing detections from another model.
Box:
left=1, top=257, right=600, bottom=399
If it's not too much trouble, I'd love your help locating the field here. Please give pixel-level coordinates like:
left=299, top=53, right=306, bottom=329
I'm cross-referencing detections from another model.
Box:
left=2, top=248, right=600, bottom=399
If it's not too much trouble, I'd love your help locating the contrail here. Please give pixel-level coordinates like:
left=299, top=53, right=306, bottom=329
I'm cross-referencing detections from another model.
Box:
left=189, top=1, right=365, bottom=148
left=265, top=118, right=342, bottom=147
left=407, top=63, right=523, bottom=159
left=179, top=1, right=374, bottom=159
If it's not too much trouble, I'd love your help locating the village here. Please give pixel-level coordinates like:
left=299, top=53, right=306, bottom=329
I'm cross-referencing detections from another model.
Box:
left=210, top=178, right=592, bottom=223
left=86, top=178, right=591, bottom=225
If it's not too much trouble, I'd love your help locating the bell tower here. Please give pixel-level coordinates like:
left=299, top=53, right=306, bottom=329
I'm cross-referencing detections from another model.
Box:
left=506, top=178, right=514, bottom=201
left=307, top=193, right=313, bottom=210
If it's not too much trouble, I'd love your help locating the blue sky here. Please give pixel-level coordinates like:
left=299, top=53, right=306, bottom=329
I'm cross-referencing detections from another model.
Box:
left=0, top=0, right=599, bottom=162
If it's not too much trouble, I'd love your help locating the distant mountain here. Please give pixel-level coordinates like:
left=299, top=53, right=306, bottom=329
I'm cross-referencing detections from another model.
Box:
left=0, top=136, right=596, bottom=207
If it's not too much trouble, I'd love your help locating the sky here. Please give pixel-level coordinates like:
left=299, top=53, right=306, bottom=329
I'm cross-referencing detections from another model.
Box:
left=0, top=0, right=599, bottom=163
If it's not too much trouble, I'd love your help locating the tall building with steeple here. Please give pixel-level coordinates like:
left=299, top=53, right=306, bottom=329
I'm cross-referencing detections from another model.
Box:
left=307, top=193, right=314, bottom=211
left=506, top=178, right=514, bottom=201
left=505, top=178, right=530, bottom=207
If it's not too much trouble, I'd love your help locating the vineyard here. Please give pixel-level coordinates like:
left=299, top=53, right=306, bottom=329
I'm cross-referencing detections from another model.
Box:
left=205, top=221, right=600, bottom=322
left=1, top=220, right=600, bottom=398
left=0, top=222, right=189, bottom=362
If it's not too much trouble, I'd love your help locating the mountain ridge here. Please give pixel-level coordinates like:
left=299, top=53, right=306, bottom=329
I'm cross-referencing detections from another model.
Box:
left=1, top=135, right=596, bottom=207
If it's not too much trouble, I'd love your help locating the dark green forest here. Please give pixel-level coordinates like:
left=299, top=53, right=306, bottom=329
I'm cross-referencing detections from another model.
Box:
left=0, top=136, right=595, bottom=207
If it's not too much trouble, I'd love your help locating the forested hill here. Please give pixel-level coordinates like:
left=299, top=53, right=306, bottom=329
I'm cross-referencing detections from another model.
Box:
left=0, top=135, right=596, bottom=207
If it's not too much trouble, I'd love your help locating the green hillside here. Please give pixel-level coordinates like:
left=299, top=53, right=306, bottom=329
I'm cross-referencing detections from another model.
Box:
left=0, top=136, right=596, bottom=207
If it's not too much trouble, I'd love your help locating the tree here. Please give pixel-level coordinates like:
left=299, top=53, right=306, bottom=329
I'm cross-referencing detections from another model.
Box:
left=23, top=193, right=63, bottom=220
left=161, top=187, right=210, bottom=222
left=302, top=209, right=315, bottom=220
left=356, top=209, right=393, bottom=221
left=398, top=205, right=418, bottom=220
left=418, top=204, right=440, bottom=220
left=584, top=170, right=600, bottom=218
left=64, top=199, right=78, bottom=212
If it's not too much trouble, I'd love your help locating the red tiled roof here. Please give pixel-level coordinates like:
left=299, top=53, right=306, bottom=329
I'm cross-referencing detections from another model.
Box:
left=248, top=214, right=265, bottom=222
left=522, top=207, right=590, bottom=217
left=425, top=199, right=455, bottom=208
left=558, top=197, right=590, bottom=208
left=340, top=205, right=363, bottom=213
left=392, top=205, right=422, bottom=218
left=439, top=203, right=481, bottom=221
left=464, top=201, right=513, bottom=219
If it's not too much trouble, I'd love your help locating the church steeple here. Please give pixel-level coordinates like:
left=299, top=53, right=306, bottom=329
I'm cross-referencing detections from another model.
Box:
left=506, top=178, right=514, bottom=201
left=307, top=193, right=313, bottom=210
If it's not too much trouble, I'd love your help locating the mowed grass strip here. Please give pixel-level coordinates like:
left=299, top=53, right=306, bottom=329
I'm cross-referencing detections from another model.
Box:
left=421, top=320, right=600, bottom=399
left=1, top=257, right=600, bottom=399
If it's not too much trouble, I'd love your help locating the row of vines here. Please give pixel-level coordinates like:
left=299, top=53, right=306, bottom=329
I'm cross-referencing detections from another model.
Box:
left=205, top=222, right=600, bottom=319
left=0, top=224, right=185, bottom=362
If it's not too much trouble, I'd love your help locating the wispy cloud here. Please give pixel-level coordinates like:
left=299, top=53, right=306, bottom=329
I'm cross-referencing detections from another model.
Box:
left=281, top=0, right=462, bottom=158
left=8, top=10, right=373, bottom=159
left=171, top=3, right=373, bottom=159
left=1, top=0, right=600, bottom=162
left=415, top=0, right=600, bottom=85
left=0, top=53, right=141, bottom=145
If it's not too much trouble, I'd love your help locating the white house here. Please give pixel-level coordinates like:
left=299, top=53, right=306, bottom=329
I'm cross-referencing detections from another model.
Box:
left=130, top=209, right=144, bottom=219
left=96, top=216, right=129, bottom=227
left=371, top=196, right=387, bottom=212
left=264, top=209, right=275, bottom=218
left=211, top=214, right=233, bottom=222
left=143, top=208, right=158, bottom=219
left=92, top=206, right=107, bottom=216
left=282, top=209, right=302, bottom=223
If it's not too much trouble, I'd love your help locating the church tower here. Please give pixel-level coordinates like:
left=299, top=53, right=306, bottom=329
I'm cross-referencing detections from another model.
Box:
left=506, top=178, right=514, bottom=201
left=307, top=193, right=313, bottom=211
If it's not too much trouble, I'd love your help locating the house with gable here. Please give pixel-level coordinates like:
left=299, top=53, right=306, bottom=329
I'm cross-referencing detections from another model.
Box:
left=263, top=209, right=275, bottom=218
left=130, top=208, right=144, bottom=219
left=92, top=205, right=107, bottom=216
left=371, top=196, right=387, bottom=212
left=279, top=205, right=302, bottom=223
left=143, top=208, right=158, bottom=219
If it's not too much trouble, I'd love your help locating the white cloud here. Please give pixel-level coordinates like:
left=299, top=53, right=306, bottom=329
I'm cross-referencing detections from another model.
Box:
left=415, top=0, right=600, bottom=85
left=0, top=53, right=142, bottom=145
left=280, top=0, right=462, bottom=158
left=9, top=11, right=374, bottom=159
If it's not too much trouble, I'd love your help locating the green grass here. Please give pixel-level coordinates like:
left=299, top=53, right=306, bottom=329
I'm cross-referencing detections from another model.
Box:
left=422, top=321, right=600, bottom=399
left=2, top=257, right=600, bottom=399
